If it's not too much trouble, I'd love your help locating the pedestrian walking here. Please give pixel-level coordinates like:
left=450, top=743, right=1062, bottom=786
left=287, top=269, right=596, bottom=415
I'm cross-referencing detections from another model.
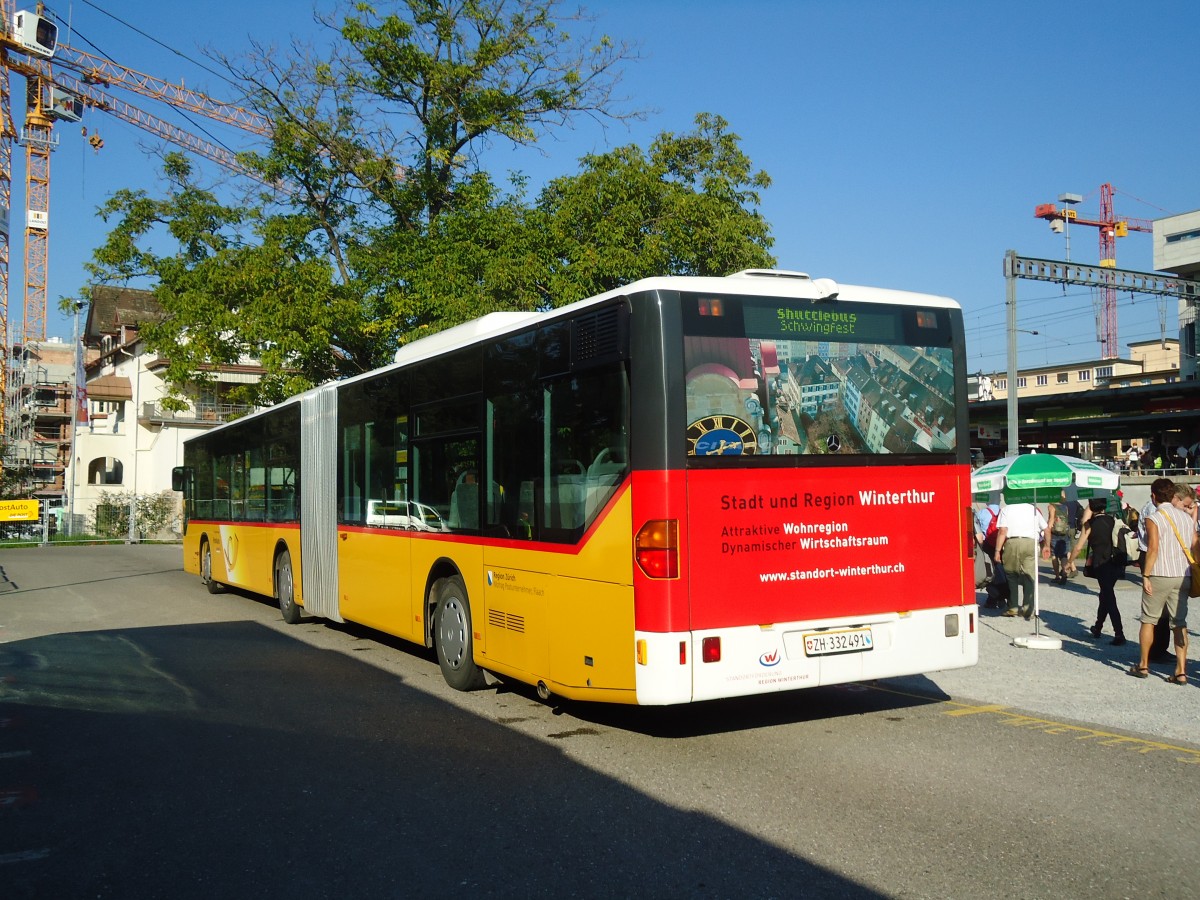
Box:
left=994, top=501, right=1048, bottom=620
left=975, top=501, right=1009, bottom=609
left=1067, top=497, right=1130, bottom=646
left=1046, top=492, right=1073, bottom=585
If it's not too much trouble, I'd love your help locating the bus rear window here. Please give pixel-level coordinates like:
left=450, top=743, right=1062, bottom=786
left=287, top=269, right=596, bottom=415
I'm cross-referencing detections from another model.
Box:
left=682, top=294, right=957, bottom=459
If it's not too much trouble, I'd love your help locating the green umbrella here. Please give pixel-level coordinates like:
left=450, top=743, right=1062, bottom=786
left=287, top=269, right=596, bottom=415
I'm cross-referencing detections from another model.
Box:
left=972, top=453, right=1120, bottom=503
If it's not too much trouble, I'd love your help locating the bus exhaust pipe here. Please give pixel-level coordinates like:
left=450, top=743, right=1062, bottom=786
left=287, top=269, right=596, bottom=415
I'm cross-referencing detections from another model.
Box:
left=536, top=681, right=551, bottom=701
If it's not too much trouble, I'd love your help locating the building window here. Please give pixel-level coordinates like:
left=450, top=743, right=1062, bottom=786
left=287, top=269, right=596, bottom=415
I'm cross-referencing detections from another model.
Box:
left=1036, top=375, right=1047, bottom=386
left=1015, top=377, right=1026, bottom=388
left=1095, top=366, right=1113, bottom=378
left=1056, top=372, right=1069, bottom=384
left=996, top=379, right=1007, bottom=391
left=1077, top=370, right=1091, bottom=382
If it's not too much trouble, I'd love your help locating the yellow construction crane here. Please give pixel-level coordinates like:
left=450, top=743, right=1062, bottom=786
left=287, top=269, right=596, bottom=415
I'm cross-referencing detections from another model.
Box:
left=0, top=1, right=270, bottom=448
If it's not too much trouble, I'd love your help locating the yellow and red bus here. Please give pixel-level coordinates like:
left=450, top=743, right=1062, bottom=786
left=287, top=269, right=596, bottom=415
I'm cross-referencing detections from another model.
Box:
left=174, top=269, right=977, bottom=704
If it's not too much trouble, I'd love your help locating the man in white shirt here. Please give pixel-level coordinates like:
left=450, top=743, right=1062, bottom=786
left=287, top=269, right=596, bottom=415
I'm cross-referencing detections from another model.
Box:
left=993, top=501, right=1049, bottom=620
left=1126, top=446, right=1140, bottom=473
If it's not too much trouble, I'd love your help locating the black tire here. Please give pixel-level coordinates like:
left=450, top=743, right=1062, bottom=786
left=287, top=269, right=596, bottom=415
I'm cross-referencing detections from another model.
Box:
left=276, top=549, right=301, bottom=624
left=201, top=539, right=223, bottom=594
left=433, top=576, right=486, bottom=691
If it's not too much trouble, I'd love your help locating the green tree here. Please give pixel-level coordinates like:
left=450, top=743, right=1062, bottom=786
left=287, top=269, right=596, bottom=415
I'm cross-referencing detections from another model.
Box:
left=332, top=0, right=640, bottom=222
left=0, top=439, right=33, bottom=500
left=83, top=4, right=777, bottom=406
left=85, top=1, right=641, bottom=405
left=85, top=155, right=392, bottom=407
left=538, top=112, right=775, bottom=301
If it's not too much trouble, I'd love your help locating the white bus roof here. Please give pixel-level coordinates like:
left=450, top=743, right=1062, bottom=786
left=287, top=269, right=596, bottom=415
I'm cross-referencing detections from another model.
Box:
left=196, top=269, right=960, bottom=432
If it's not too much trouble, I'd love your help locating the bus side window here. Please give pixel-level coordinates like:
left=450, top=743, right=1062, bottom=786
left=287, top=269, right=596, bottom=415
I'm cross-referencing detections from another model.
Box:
left=414, top=439, right=479, bottom=534
left=338, top=373, right=407, bottom=526
left=486, top=389, right=544, bottom=540
left=544, top=368, right=629, bottom=538
left=449, top=470, right=479, bottom=531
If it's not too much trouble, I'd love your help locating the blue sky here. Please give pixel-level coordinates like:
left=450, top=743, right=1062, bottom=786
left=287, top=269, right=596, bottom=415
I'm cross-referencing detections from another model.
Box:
left=18, top=0, right=1200, bottom=374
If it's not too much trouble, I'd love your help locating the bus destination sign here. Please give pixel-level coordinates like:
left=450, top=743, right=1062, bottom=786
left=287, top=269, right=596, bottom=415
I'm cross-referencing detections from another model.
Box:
left=743, top=304, right=901, bottom=343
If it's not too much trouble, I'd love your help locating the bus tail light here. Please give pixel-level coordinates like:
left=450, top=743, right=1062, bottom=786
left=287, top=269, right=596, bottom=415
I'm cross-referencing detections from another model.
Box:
left=636, top=519, right=679, bottom=578
left=636, top=639, right=647, bottom=665
left=701, top=636, right=721, bottom=663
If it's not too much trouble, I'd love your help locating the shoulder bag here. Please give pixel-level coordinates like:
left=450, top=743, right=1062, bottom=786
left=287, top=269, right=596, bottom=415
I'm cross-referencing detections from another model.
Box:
left=1161, top=512, right=1200, bottom=599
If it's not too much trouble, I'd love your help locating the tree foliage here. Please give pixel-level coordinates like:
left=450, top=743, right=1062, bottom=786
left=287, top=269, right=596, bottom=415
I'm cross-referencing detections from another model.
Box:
left=84, top=1, right=775, bottom=408
left=86, top=155, right=391, bottom=406
left=539, top=113, right=774, bottom=300
left=0, top=439, right=33, bottom=499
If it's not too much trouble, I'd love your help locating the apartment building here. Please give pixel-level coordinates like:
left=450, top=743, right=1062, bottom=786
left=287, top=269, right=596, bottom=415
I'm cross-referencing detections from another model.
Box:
left=1154, top=209, right=1200, bottom=382
left=980, top=338, right=1180, bottom=402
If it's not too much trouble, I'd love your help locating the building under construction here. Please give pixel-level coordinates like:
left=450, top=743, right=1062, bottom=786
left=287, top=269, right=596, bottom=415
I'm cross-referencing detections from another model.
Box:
left=4, top=336, right=78, bottom=503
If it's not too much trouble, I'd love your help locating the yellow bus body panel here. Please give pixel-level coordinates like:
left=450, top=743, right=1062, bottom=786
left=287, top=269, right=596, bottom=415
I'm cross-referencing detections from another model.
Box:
left=181, top=523, right=299, bottom=602
left=338, top=530, right=414, bottom=639
left=181, top=484, right=634, bottom=700
left=480, top=486, right=635, bottom=696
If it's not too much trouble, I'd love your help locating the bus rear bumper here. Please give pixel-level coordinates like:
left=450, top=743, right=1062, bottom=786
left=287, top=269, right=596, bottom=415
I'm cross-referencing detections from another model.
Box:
left=635, top=606, right=978, bottom=705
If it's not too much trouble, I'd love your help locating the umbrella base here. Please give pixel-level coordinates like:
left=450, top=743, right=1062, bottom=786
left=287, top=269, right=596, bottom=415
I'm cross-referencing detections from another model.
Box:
left=1013, top=633, right=1063, bottom=650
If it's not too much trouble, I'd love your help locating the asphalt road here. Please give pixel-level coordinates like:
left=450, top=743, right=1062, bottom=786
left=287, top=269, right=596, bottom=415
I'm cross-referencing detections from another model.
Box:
left=0, top=545, right=1197, bottom=899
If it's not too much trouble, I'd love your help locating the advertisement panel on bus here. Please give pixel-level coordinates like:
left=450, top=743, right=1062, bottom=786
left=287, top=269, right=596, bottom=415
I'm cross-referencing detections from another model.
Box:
left=686, top=464, right=968, bottom=628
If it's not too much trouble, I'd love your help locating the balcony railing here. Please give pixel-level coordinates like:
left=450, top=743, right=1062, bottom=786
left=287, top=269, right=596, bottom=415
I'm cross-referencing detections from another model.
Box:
left=140, top=401, right=254, bottom=425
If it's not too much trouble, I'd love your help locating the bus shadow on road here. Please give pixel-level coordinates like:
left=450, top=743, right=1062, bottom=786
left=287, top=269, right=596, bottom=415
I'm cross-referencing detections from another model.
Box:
left=548, top=678, right=947, bottom=739
left=0, top=621, right=890, bottom=900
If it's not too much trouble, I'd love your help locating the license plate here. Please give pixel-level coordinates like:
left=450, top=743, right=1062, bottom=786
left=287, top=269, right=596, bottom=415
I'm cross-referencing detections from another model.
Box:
left=803, top=628, right=874, bottom=657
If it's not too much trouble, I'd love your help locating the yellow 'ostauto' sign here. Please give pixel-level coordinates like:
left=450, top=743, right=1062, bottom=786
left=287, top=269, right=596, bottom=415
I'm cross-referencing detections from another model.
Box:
left=0, top=499, right=39, bottom=522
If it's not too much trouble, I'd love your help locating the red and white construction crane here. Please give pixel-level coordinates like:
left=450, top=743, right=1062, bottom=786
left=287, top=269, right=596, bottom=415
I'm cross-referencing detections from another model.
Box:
left=1034, top=183, right=1153, bottom=359
left=0, top=1, right=270, bottom=441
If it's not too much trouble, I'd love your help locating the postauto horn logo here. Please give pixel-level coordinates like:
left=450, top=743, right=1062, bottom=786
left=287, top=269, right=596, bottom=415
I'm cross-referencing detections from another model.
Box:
left=759, top=649, right=781, bottom=667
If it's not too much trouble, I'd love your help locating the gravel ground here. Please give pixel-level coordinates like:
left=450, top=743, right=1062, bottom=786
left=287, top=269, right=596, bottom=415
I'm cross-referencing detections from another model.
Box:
left=886, top=560, right=1200, bottom=748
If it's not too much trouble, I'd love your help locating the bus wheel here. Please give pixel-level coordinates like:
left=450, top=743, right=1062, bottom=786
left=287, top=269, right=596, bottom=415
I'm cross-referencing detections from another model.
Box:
left=276, top=549, right=301, bottom=624
left=201, top=539, right=223, bottom=594
left=434, top=576, right=486, bottom=691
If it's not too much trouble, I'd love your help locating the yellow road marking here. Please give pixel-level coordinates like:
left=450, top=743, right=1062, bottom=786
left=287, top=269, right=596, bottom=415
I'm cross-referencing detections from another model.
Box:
left=870, top=685, right=1200, bottom=765
left=943, top=703, right=1008, bottom=716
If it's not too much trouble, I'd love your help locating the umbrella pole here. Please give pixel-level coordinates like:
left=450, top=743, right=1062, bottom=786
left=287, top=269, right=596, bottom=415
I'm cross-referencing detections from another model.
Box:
left=1014, top=542, right=1061, bottom=650
left=1033, top=560, right=1040, bottom=634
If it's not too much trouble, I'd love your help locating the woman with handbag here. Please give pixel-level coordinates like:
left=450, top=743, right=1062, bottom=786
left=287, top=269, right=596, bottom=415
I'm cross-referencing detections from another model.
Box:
left=1067, top=497, right=1127, bottom=646
left=1129, top=483, right=1199, bottom=683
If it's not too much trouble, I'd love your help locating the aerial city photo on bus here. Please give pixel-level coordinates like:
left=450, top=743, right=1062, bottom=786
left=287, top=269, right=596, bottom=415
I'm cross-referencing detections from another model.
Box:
left=174, top=270, right=977, bottom=707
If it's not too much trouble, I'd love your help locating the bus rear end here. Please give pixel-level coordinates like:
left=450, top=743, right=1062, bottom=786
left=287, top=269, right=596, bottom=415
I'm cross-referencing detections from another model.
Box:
left=628, top=273, right=977, bottom=704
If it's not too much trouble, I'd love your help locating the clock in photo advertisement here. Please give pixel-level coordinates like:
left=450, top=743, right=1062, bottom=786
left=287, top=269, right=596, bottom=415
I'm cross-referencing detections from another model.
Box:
left=686, top=415, right=759, bottom=456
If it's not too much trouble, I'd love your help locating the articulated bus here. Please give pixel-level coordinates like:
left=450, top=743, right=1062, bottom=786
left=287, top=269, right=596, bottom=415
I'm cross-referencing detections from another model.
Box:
left=174, top=269, right=978, bottom=705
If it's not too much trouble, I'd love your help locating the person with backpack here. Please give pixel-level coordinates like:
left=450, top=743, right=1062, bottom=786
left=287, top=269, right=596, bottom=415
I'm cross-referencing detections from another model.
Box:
left=1067, top=497, right=1132, bottom=646
left=1046, top=491, right=1074, bottom=585
left=975, top=501, right=1008, bottom=609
